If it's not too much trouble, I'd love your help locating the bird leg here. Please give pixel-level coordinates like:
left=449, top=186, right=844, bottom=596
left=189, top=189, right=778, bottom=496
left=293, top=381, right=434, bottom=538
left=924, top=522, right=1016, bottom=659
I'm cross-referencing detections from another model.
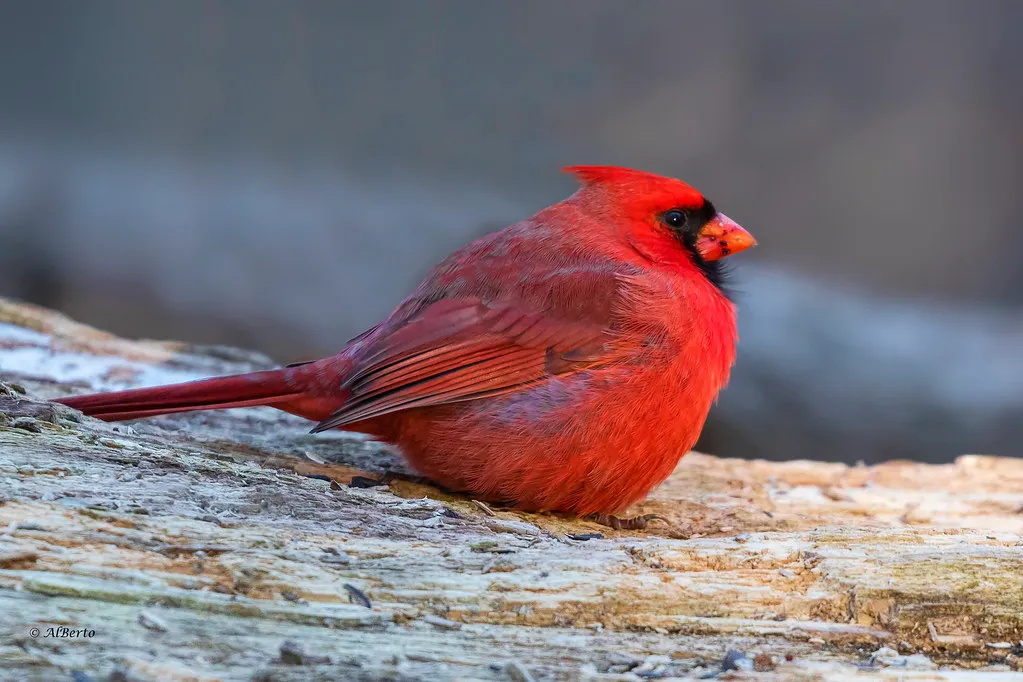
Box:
left=586, top=513, right=670, bottom=531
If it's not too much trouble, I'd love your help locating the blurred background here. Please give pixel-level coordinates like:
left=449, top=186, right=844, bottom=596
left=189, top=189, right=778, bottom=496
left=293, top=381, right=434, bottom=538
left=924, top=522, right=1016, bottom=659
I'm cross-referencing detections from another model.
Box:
left=1, top=0, right=1021, bottom=463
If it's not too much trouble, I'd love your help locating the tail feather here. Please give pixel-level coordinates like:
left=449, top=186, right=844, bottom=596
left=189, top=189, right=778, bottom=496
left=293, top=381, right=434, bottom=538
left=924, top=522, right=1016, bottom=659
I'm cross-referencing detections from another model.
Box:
left=56, top=368, right=307, bottom=422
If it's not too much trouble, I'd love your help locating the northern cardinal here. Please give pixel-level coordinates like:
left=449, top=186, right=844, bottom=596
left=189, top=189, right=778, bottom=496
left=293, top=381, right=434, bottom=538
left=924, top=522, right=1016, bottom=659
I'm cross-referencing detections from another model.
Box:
left=57, top=166, right=755, bottom=521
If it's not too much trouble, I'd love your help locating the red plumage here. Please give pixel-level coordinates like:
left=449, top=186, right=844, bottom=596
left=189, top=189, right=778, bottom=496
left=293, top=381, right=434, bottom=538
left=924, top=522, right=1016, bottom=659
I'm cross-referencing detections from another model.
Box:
left=57, top=166, right=756, bottom=516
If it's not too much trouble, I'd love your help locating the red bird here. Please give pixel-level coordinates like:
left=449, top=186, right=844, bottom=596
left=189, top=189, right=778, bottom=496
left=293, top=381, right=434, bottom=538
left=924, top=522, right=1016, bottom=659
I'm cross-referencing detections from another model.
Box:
left=57, top=166, right=755, bottom=521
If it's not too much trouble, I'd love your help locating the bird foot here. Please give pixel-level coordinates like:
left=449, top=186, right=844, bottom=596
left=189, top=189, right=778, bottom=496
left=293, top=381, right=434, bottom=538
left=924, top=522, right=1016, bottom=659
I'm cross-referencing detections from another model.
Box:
left=586, top=513, right=670, bottom=531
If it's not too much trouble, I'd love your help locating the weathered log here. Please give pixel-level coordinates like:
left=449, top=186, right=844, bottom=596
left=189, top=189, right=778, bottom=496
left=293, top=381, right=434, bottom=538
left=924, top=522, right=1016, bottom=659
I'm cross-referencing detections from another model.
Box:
left=1, top=297, right=1022, bottom=681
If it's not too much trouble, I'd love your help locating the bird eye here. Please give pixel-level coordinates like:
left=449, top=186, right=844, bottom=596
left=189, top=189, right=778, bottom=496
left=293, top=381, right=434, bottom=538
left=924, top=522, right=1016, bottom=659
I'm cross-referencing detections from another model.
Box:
left=663, top=209, right=686, bottom=229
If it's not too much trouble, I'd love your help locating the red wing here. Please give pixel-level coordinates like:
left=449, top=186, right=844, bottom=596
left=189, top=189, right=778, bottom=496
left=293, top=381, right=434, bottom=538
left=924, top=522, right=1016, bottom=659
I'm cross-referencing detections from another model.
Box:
left=311, top=298, right=612, bottom=432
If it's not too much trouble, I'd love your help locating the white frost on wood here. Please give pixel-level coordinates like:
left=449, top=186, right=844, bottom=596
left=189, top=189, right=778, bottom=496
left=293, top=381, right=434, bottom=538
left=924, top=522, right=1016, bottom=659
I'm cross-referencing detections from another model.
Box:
left=0, top=345, right=205, bottom=390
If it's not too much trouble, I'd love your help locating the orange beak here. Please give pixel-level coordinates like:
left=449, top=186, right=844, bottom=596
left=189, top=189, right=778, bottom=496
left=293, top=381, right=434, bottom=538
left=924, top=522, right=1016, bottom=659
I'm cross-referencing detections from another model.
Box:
left=694, top=213, right=757, bottom=261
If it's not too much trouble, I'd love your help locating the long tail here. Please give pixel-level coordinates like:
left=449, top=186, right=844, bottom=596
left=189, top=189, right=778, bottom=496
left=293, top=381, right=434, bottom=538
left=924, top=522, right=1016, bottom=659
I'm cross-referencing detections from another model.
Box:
left=56, top=366, right=313, bottom=422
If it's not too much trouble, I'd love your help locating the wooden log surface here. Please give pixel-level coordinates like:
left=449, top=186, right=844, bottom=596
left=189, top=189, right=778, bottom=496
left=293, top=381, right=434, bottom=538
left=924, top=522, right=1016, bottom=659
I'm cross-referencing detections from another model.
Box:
left=1, top=297, right=1023, bottom=681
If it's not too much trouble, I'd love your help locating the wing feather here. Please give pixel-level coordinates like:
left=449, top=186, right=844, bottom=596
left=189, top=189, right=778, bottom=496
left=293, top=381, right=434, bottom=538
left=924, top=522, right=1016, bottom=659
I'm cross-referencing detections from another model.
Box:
left=311, top=299, right=612, bottom=432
